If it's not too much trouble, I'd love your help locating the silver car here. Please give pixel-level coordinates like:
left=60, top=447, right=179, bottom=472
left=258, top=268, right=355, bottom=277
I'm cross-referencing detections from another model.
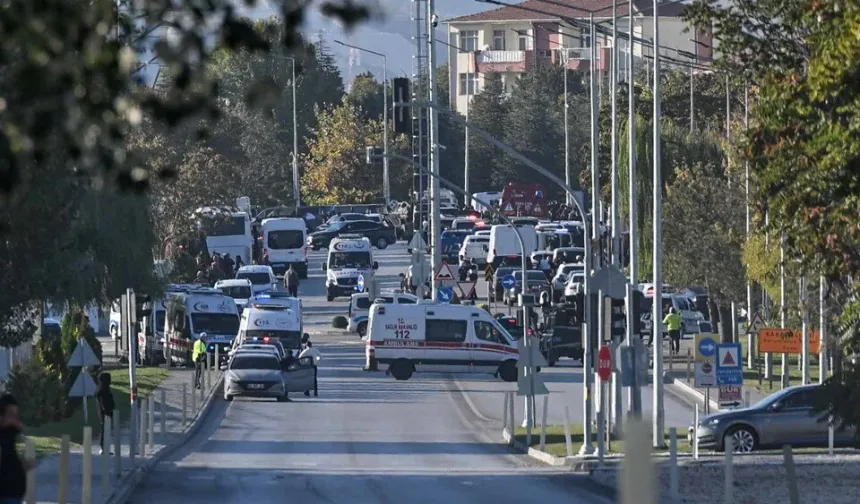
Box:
left=223, top=352, right=288, bottom=402
left=689, top=384, right=856, bottom=452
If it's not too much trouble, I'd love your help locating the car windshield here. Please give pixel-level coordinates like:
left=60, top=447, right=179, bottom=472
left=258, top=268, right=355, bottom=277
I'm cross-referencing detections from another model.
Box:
left=244, top=329, right=302, bottom=350
left=515, top=271, right=549, bottom=283
left=567, top=273, right=585, bottom=284
left=267, top=230, right=304, bottom=249
left=559, top=265, right=582, bottom=276
left=220, top=285, right=252, bottom=299
left=330, top=252, right=371, bottom=269
left=325, top=222, right=346, bottom=232
left=154, top=310, right=166, bottom=333
left=229, top=355, right=281, bottom=371
left=236, top=272, right=271, bottom=285
left=191, top=313, right=239, bottom=335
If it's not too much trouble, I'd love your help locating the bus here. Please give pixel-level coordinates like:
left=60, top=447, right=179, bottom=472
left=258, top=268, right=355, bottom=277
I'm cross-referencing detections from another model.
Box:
left=197, top=208, right=252, bottom=264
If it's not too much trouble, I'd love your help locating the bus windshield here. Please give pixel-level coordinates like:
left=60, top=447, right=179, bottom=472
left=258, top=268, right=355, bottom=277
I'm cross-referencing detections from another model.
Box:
left=202, top=216, right=246, bottom=237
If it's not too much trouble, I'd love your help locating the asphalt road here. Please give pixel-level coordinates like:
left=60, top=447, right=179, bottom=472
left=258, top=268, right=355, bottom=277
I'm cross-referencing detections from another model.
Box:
left=128, top=335, right=614, bottom=504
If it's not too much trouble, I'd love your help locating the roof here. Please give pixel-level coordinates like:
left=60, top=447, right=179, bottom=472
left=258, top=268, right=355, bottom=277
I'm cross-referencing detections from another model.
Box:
left=237, top=265, right=273, bottom=273
left=216, top=279, right=253, bottom=286
left=447, top=0, right=688, bottom=23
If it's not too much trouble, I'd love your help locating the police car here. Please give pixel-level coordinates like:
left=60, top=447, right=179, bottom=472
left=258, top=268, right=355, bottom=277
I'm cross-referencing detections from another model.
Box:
left=365, top=304, right=519, bottom=381
left=322, top=235, right=378, bottom=302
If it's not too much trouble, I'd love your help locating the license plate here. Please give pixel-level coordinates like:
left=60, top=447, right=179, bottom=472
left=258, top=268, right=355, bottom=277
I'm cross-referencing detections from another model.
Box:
left=247, top=383, right=265, bottom=390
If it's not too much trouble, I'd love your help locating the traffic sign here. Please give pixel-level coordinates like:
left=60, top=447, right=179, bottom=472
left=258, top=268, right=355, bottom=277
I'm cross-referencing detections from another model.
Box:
left=501, top=274, right=516, bottom=290
left=484, top=263, right=495, bottom=282
left=408, top=232, right=427, bottom=251
left=745, top=312, right=764, bottom=335
left=694, top=333, right=717, bottom=387
left=68, top=371, right=97, bottom=398
left=517, top=367, right=549, bottom=396
left=434, top=261, right=457, bottom=286
left=503, top=202, right=514, bottom=213
left=456, top=281, right=476, bottom=299
left=718, top=385, right=743, bottom=409
left=66, top=338, right=101, bottom=368
left=516, top=338, right=548, bottom=396
left=436, top=287, right=454, bottom=304
left=716, top=342, right=743, bottom=386
left=619, top=342, right=648, bottom=387
left=356, top=274, right=365, bottom=292
left=759, top=328, right=821, bottom=354
left=597, top=345, right=612, bottom=382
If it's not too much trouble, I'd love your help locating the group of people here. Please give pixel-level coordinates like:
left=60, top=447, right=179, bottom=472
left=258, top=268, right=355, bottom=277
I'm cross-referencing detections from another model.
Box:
left=194, top=251, right=244, bottom=286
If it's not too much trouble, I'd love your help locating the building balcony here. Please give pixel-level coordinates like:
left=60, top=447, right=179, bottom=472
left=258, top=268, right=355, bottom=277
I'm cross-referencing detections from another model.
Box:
left=553, top=47, right=607, bottom=72
left=475, top=50, right=533, bottom=73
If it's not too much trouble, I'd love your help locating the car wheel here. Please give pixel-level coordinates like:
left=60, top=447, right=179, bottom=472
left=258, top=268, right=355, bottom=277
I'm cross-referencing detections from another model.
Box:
left=357, top=321, right=368, bottom=337
left=724, top=425, right=757, bottom=453
left=390, top=359, right=413, bottom=380
left=376, top=237, right=388, bottom=249
left=498, top=360, right=517, bottom=382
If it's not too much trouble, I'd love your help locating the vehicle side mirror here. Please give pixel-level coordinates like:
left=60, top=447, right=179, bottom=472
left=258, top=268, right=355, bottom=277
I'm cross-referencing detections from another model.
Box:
left=321, top=263, right=327, bottom=271
left=770, top=402, right=783, bottom=412
left=373, top=261, right=379, bottom=270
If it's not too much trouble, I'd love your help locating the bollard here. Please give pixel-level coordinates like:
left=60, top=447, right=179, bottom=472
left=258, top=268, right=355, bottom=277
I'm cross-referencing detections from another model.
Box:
left=693, top=404, right=699, bottom=460
left=507, top=392, right=515, bottom=446
left=620, top=419, right=657, bottom=504
left=113, top=410, right=122, bottom=476
left=215, top=345, right=220, bottom=372
left=502, top=392, right=509, bottom=432
left=669, top=428, right=679, bottom=499
left=744, top=389, right=751, bottom=408
left=829, top=420, right=835, bottom=456
left=148, top=395, right=155, bottom=449
left=58, top=435, right=70, bottom=504
left=82, top=426, right=92, bottom=504
left=539, top=395, right=548, bottom=452
left=686, top=348, right=692, bottom=383
left=563, top=406, right=574, bottom=457
left=724, top=436, right=733, bottom=504
left=199, top=373, right=205, bottom=403
left=24, top=438, right=36, bottom=504
left=160, top=389, right=167, bottom=438
left=182, top=383, right=188, bottom=425
left=783, top=445, right=800, bottom=504
left=101, top=420, right=111, bottom=494
left=139, top=399, right=147, bottom=457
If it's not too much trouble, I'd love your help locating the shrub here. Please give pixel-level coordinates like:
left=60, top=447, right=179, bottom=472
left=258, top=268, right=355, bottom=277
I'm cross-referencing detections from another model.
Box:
left=331, top=316, right=348, bottom=329
left=61, top=308, right=103, bottom=368
left=7, top=359, right=69, bottom=425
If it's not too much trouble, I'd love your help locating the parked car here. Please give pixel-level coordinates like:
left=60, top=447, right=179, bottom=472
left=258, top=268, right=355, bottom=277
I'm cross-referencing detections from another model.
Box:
left=308, top=220, right=397, bottom=250
left=503, top=270, right=551, bottom=306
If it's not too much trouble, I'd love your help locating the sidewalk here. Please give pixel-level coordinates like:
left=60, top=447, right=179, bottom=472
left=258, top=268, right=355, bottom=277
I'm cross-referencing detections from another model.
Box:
left=27, top=366, right=222, bottom=504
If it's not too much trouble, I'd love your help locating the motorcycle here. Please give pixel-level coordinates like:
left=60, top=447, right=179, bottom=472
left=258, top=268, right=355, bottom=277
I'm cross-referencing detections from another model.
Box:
left=459, top=263, right=479, bottom=282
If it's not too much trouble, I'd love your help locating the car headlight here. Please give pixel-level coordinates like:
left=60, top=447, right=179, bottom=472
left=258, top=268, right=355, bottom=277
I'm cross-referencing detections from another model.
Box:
left=705, top=418, right=719, bottom=427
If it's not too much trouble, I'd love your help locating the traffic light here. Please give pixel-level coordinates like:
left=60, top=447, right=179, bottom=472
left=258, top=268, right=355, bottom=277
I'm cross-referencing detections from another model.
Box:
left=136, top=294, right=152, bottom=317
left=392, top=77, right=411, bottom=135
left=607, top=297, right=626, bottom=340
left=631, top=289, right=644, bottom=336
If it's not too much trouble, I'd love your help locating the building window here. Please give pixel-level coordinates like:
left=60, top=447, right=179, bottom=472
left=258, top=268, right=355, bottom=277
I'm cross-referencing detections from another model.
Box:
left=582, top=32, right=591, bottom=48
left=493, top=30, right=506, bottom=50
left=518, top=31, right=531, bottom=50
left=459, top=30, right=478, bottom=52
left=459, top=73, right=478, bottom=95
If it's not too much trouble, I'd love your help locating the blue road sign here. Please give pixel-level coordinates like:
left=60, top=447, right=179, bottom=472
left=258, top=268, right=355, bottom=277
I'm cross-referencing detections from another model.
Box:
left=715, top=342, right=743, bottom=386
left=437, top=287, right=454, bottom=303
left=698, top=336, right=717, bottom=358
left=356, top=274, right=365, bottom=292
left=501, top=275, right=516, bottom=290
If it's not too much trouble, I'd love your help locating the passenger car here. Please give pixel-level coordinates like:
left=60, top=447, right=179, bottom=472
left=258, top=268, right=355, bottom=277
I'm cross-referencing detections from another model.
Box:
left=223, top=352, right=288, bottom=402
left=503, top=270, right=551, bottom=306
left=308, top=220, right=397, bottom=250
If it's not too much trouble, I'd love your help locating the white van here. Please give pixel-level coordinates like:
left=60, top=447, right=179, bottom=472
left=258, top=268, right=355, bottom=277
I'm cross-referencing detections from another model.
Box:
left=471, top=191, right=503, bottom=212
left=322, top=235, right=378, bottom=302
left=163, top=287, right=240, bottom=367
left=215, top=278, right=253, bottom=312
left=235, top=265, right=278, bottom=295
left=261, top=218, right=308, bottom=278
left=238, top=301, right=304, bottom=352
left=137, top=297, right=169, bottom=366
left=487, top=224, right=538, bottom=269
left=347, top=292, right=419, bottom=337
left=365, top=304, right=519, bottom=381
left=459, top=235, right=490, bottom=266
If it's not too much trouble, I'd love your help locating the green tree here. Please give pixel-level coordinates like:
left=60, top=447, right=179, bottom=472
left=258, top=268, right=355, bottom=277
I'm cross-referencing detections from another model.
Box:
left=464, top=72, right=509, bottom=192
left=346, top=72, right=385, bottom=122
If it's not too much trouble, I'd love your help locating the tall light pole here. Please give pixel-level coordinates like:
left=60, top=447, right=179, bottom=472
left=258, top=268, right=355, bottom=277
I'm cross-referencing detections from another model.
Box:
left=651, top=0, right=666, bottom=448
left=272, top=56, right=301, bottom=206
left=334, top=40, right=391, bottom=204
left=427, top=1, right=442, bottom=298
left=626, top=0, right=639, bottom=417
left=610, top=0, right=619, bottom=267
left=744, top=83, right=753, bottom=369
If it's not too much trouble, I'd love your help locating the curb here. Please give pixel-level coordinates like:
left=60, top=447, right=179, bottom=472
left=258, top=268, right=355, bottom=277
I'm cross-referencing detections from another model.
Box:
left=101, top=373, right=224, bottom=504
left=667, top=375, right=721, bottom=412
left=501, top=427, right=568, bottom=467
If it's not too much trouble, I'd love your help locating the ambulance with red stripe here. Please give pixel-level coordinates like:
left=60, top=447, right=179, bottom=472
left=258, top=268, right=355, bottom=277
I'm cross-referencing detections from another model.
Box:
left=163, top=287, right=241, bottom=367
left=365, top=304, right=519, bottom=381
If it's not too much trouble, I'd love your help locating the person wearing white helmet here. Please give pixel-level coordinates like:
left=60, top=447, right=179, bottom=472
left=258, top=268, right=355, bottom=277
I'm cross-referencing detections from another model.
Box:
left=192, top=332, right=208, bottom=389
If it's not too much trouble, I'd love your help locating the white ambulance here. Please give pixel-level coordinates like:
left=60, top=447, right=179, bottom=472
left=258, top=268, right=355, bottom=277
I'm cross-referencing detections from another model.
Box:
left=365, top=304, right=519, bottom=381
left=237, top=300, right=305, bottom=353
left=322, top=235, right=378, bottom=301
left=163, top=287, right=241, bottom=367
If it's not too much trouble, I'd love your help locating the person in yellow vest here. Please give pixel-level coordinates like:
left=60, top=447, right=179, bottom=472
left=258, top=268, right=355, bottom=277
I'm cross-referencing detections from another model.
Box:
left=663, top=308, right=683, bottom=355
left=192, top=333, right=208, bottom=389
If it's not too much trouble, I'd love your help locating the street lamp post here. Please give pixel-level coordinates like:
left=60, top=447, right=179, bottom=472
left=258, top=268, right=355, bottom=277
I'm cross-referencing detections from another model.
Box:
left=334, top=40, right=391, bottom=205
left=651, top=0, right=666, bottom=448
left=271, top=55, right=301, bottom=206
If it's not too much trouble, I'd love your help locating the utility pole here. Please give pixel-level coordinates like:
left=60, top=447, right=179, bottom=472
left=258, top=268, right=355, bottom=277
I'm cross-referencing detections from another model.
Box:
left=610, top=0, right=620, bottom=267
left=689, top=38, right=696, bottom=132
left=744, top=84, right=753, bottom=368
left=464, top=52, right=471, bottom=207
left=382, top=55, right=390, bottom=204
left=427, top=0, right=441, bottom=298
left=626, top=0, right=638, bottom=415
left=780, top=234, right=787, bottom=388
left=563, top=47, right=571, bottom=207
left=651, top=0, right=666, bottom=448
left=801, top=275, right=810, bottom=385
left=290, top=58, right=300, bottom=206
left=819, top=275, right=828, bottom=383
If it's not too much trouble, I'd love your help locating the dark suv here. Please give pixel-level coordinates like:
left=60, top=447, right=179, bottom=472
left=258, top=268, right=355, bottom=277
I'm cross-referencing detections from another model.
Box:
left=308, top=220, right=397, bottom=250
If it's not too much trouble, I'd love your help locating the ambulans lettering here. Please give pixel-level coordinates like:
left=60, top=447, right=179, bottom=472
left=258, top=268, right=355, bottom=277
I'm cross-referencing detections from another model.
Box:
left=384, top=318, right=418, bottom=339
left=382, top=340, right=420, bottom=347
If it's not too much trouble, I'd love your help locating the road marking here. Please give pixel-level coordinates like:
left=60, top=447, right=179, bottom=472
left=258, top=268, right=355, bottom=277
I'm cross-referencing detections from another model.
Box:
left=450, top=378, right=494, bottom=423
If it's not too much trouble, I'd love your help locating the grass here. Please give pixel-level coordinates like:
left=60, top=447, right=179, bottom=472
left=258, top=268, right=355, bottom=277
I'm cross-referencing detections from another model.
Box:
left=24, top=366, right=169, bottom=457
left=513, top=424, right=692, bottom=458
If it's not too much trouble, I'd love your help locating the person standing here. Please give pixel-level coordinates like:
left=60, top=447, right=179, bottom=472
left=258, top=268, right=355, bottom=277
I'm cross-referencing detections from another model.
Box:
left=96, top=372, right=115, bottom=455
left=284, top=264, right=300, bottom=298
left=663, top=307, right=683, bottom=355
left=193, top=333, right=208, bottom=389
left=299, top=341, right=321, bottom=397
left=0, top=394, right=33, bottom=504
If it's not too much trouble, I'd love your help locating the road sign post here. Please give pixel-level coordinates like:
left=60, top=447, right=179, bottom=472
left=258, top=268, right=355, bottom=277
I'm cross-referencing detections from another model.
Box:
left=436, top=287, right=454, bottom=304
left=517, top=337, right=548, bottom=448
left=745, top=312, right=764, bottom=370
left=716, top=342, right=743, bottom=387
left=694, top=334, right=717, bottom=388
left=718, top=385, right=743, bottom=409
left=67, top=335, right=101, bottom=425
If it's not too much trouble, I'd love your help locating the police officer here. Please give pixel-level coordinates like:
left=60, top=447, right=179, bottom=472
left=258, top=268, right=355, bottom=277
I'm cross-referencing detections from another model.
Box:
left=663, top=308, right=683, bottom=355
left=192, top=333, right=208, bottom=389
